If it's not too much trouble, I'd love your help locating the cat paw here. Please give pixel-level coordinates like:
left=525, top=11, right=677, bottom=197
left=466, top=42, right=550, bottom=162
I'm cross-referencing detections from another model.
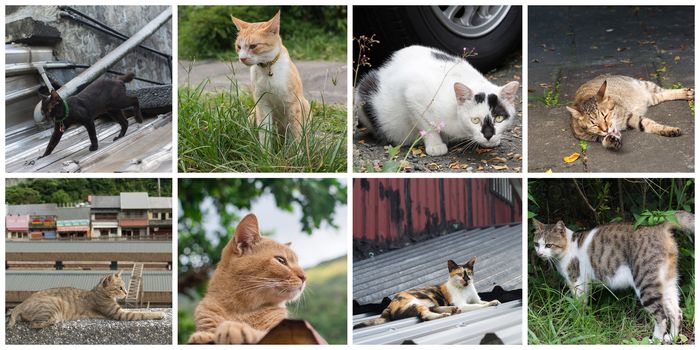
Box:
left=214, top=320, right=264, bottom=344
left=660, top=128, right=682, bottom=137
left=448, top=306, right=461, bottom=314
left=188, top=331, right=216, bottom=344
left=113, top=135, right=123, bottom=141
left=425, top=143, right=448, bottom=156
left=89, top=145, right=98, bottom=152
left=487, top=300, right=501, bottom=306
left=684, top=88, right=694, bottom=100
left=602, top=135, right=622, bottom=151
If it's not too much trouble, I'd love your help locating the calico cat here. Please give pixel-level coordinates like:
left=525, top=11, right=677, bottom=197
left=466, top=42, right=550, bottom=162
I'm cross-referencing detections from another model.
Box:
left=8, top=270, right=164, bottom=328
left=231, top=11, right=311, bottom=144
left=356, top=45, right=520, bottom=156
left=39, top=73, right=143, bottom=158
left=566, top=75, right=694, bottom=150
left=354, top=257, right=500, bottom=329
left=188, top=214, right=306, bottom=344
left=532, top=211, right=695, bottom=342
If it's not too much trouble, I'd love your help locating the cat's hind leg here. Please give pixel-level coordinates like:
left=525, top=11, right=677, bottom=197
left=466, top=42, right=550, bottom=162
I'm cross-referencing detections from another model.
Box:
left=416, top=304, right=451, bottom=321
left=430, top=305, right=460, bottom=315
left=625, top=114, right=681, bottom=137
left=108, top=109, right=129, bottom=141
left=651, top=88, right=694, bottom=105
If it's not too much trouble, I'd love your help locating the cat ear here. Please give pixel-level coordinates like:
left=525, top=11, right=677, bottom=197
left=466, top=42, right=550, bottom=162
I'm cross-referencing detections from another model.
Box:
left=454, top=82, right=473, bottom=104
left=231, top=15, right=249, bottom=31
left=265, top=10, right=281, bottom=35
left=447, top=259, right=459, bottom=271
left=554, top=220, right=567, bottom=235
left=596, top=80, right=608, bottom=102
left=231, top=214, right=262, bottom=255
left=465, top=256, right=477, bottom=269
left=566, top=106, right=584, bottom=120
left=115, top=269, right=123, bottom=277
left=285, top=242, right=292, bottom=246
left=532, top=218, right=545, bottom=231
left=499, top=81, right=520, bottom=104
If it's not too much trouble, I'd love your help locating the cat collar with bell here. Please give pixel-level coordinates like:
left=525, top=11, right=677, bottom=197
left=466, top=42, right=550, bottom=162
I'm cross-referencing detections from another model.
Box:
left=258, top=50, right=282, bottom=77
left=56, top=98, right=70, bottom=133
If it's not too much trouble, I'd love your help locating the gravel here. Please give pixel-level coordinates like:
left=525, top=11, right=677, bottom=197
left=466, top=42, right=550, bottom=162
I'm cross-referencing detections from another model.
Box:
left=6, top=308, right=172, bottom=344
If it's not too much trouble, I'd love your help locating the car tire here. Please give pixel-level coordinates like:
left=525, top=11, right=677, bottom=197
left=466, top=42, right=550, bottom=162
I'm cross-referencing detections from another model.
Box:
left=354, top=6, right=521, bottom=74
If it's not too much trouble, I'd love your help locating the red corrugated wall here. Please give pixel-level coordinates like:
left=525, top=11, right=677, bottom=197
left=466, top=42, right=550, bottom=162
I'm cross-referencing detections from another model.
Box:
left=353, top=179, right=521, bottom=244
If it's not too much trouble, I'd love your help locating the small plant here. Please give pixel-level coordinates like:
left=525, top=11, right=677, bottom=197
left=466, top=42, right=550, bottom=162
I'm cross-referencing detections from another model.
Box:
left=544, top=81, right=560, bottom=107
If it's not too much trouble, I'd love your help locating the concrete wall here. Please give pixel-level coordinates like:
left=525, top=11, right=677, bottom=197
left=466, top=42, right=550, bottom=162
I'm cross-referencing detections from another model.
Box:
left=6, top=5, right=172, bottom=88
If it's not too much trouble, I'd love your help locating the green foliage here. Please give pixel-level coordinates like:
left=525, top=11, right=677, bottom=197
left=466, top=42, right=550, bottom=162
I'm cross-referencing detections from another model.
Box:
left=5, top=179, right=171, bottom=204
left=527, top=178, right=695, bottom=343
left=178, top=72, right=346, bottom=173
left=178, top=6, right=346, bottom=61
left=289, top=256, right=347, bottom=344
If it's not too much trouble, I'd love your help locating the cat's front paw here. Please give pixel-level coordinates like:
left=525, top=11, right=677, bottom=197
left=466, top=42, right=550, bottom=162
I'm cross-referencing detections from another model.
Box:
left=188, top=331, right=216, bottom=344
left=215, top=320, right=264, bottom=344
left=602, top=135, right=622, bottom=151
left=487, top=300, right=500, bottom=306
left=425, top=143, right=448, bottom=156
left=684, top=87, right=694, bottom=100
left=89, top=145, right=99, bottom=152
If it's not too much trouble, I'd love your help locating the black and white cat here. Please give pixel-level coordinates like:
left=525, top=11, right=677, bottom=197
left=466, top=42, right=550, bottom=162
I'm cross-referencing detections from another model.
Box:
left=356, top=45, right=519, bottom=156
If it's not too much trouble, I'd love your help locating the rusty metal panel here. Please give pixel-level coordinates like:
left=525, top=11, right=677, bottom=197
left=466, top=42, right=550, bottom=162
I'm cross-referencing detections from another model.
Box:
left=353, top=179, right=521, bottom=249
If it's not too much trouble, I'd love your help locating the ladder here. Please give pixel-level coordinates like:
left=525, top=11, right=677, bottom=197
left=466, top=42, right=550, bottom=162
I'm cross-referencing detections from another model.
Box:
left=125, top=263, right=144, bottom=308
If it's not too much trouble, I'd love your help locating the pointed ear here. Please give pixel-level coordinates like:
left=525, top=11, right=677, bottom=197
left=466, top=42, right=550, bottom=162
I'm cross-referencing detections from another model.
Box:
left=49, top=90, right=61, bottom=105
left=465, top=256, right=477, bottom=269
left=499, top=81, right=520, bottom=104
left=447, top=259, right=458, bottom=271
left=101, top=274, right=112, bottom=287
left=231, top=214, right=261, bottom=255
left=265, top=10, right=281, bottom=35
left=596, top=80, right=607, bottom=102
left=285, top=242, right=292, bottom=246
left=454, top=82, right=473, bottom=104
left=554, top=220, right=567, bottom=235
left=231, top=15, right=249, bottom=31
left=115, top=269, right=123, bottom=277
left=532, top=218, right=545, bottom=231
left=566, top=106, right=583, bottom=120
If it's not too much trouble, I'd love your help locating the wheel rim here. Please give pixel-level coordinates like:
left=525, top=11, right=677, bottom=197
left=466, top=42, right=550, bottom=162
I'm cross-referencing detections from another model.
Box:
left=431, top=5, right=511, bottom=38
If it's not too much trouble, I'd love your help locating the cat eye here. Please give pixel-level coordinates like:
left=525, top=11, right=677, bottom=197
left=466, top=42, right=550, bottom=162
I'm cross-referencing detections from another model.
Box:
left=545, top=244, right=553, bottom=248
left=471, top=117, right=480, bottom=124
left=495, top=115, right=505, bottom=123
left=534, top=242, right=540, bottom=248
left=236, top=44, right=241, bottom=50
left=275, top=256, right=288, bottom=265
left=249, top=44, right=258, bottom=49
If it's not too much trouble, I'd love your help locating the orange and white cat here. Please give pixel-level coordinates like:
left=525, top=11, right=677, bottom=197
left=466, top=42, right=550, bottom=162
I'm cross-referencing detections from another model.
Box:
left=231, top=11, right=311, bottom=144
left=188, top=214, right=307, bottom=344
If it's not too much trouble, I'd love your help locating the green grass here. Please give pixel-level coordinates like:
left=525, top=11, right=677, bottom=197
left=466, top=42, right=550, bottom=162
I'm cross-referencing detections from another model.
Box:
left=288, top=256, right=347, bottom=344
left=178, top=68, right=346, bottom=173
left=179, top=6, right=346, bottom=62
left=528, top=228, right=695, bottom=344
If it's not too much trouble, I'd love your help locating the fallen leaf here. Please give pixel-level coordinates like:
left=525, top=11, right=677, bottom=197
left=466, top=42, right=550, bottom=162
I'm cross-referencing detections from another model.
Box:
left=493, top=165, right=508, bottom=170
left=563, top=152, right=580, bottom=163
left=477, top=166, right=484, bottom=171
left=411, top=148, right=423, bottom=156
left=545, top=168, right=553, bottom=173
left=358, top=139, right=366, bottom=144
left=674, top=56, right=681, bottom=63
left=476, top=148, right=492, bottom=154
left=489, top=156, right=508, bottom=163
left=427, top=163, right=440, bottom=171
left=449, top=161, right=461, bottom=169
left=399, top=160, right=412, bottom=170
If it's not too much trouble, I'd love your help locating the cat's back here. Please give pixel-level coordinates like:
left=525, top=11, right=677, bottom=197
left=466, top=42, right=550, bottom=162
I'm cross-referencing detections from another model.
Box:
left=575, top=75, right=652, bottom=108
left=26, top=286, right=85, bottom=300
left=377, top=45, right=484, bottom=85
left=583, top=221, right=676, bottom=257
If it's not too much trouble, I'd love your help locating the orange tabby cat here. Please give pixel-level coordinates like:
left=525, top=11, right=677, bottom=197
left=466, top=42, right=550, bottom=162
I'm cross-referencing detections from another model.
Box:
left=231, top=11, right=311, bottom=144
left=188, top=214, right=307, bottom=344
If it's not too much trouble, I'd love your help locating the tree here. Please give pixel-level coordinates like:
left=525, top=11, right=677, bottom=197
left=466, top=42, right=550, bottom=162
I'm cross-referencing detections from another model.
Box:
left=50, top=190, right=73, bottom=205
left=178, top=178, right=347, bottom=296
left=6, top=187, right=42, bottom=204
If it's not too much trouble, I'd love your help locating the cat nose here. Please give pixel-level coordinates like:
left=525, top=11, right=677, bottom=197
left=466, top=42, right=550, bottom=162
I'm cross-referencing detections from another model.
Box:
left=297, top=272, right=306, bottom=283
left=240, top=57, right=250, bottom=63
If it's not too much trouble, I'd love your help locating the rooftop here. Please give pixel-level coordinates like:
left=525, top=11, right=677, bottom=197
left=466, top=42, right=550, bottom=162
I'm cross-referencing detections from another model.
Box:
left=91, top=195, right=120, bottom=209
left=6, top=269, right=172, bottom=292
left=6, top=240, right=172, bottom=253
left=149, top=196, right=172, bottom=209
left=56, top=207, right=90, bottom=221
left=7, top=203, right=58, bottom=216
left=120, top=192, right=150, bottom=209
left=353, top=223, right=522, bottom=345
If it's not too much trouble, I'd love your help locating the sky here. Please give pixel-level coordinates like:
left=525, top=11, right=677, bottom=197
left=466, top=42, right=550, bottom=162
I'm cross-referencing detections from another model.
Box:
left=201, top=180, right=347, bottom=268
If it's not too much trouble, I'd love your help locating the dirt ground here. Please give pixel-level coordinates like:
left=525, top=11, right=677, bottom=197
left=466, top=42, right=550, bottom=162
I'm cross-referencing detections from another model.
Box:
left=528, top=6, right=694, bottom=173
left=353, top=52, right=523, bottom=173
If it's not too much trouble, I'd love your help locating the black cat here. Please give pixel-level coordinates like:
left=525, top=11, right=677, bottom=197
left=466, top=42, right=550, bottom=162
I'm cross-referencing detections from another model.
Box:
left=39, top=73, right=143, bottom=158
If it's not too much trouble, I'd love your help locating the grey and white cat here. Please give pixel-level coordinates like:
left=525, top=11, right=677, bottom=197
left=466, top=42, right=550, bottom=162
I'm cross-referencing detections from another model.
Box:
left=356, top=45, right=519, bottom=156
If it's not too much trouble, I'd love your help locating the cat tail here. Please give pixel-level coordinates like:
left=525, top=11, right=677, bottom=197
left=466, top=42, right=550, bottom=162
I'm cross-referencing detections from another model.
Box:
left=670, top=210, right=694, bottom=234
left=353, top=309, right=390, bottom=329
left=7, top=305, right=21, bottom=327
left=118, top=73, right=135, bottom=83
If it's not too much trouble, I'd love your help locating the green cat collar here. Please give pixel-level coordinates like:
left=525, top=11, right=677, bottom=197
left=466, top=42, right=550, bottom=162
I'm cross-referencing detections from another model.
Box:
left=57, top=98, right=70, bottom=124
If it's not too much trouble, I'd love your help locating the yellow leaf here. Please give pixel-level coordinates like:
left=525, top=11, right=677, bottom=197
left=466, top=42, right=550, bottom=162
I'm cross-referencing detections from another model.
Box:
left=545, top=169, right=553, bottom=173
left=493, top=165, right=509, bottom=170
left=563, top=152, right=580, bottom=163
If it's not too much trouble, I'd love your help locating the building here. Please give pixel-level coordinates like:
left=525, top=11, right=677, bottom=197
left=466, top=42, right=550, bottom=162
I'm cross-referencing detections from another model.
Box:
left=119, top=192, right=151, bottom=237
left=148, top=196, right=173, bottom=237
left=56, top=207, right=91, bottom=239
left=90, top=195, right=121, bottom=238
left=6, top=204, right=58, bottom=239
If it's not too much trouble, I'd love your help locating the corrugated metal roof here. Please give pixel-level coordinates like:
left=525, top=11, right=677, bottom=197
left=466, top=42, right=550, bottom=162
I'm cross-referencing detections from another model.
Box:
left=6, top=240, right=172, bottom=253
left=149, top=197, right=172, bottom=209
left=353, top=224, right=522, bottom=344
left=120, top=192, right=150, bottom=209
left=56, top=207, right=90, bottom=221
left=7, top=204, right=58, bottom=216
left=6, top=270, right=171, bottom=292
left=91, top=196, right=120, bottom=209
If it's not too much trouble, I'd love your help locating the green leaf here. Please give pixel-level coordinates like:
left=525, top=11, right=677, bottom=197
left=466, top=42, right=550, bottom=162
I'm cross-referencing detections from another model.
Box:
left=578, top=139, right=588, bottom=151
left=528, top=211, right=537, bottom=219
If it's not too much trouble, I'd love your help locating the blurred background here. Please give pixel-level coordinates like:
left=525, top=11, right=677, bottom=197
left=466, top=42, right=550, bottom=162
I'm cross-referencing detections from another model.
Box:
left=177, top=178, right=347, bottom=344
